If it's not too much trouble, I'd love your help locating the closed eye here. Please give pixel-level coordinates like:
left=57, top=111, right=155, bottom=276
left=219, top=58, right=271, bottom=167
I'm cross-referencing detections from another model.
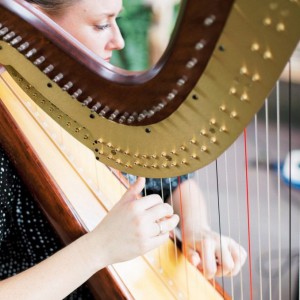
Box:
left=95, top=24, right=111, bottom=31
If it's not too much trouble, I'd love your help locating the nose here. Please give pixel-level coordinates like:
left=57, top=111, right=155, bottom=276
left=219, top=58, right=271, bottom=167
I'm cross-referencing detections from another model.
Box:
left=107, top=25, right=125, bottom=51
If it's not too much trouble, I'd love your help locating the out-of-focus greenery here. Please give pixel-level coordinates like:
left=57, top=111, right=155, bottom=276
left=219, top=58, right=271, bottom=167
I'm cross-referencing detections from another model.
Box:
left=111, top=0, right=181, bottom=71
left=111, top=0, right=152, bottom=71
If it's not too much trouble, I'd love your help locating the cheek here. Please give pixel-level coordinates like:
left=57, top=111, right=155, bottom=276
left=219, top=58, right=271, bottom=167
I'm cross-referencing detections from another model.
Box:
left=77, top=33, right=107, bottom=58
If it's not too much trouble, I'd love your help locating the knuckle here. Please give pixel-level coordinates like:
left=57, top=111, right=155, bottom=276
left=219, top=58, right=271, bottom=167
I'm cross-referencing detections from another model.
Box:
left=128, top=201, right=140, bottom=214
left=153, top=194, right=163, bottom=204
left=164, top=203, right=173, bottom=215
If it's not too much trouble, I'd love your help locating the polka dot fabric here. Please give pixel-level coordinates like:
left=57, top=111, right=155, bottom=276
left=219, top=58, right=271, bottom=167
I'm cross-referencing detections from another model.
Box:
left=0, top=147, right=94, bottom=299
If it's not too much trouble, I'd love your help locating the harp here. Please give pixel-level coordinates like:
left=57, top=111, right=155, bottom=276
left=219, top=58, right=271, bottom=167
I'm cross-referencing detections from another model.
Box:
left=0, top=0, right=299, bottom=299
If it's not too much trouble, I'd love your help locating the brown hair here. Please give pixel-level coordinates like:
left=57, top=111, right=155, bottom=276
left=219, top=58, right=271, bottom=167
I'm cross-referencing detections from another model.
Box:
left=24, top=0, right=79, bottom=12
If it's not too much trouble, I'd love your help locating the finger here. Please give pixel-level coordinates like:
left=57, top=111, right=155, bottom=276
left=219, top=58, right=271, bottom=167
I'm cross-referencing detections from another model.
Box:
left=230, top=242, right=247, bottom=276
left=151, top=214, right=179, bottom=237
left=201, top=239, right=217, bottom=279
left=215, top=242, right=234, bottom=276
left=146, top=203, right=174, bottom=221
left=136, top=194, right=163, bottom=211
left=150, top=232, right=170, bottom=248
left=121, top=177, right=145, bottom=202
left=185, top=247, right=201, bottom=267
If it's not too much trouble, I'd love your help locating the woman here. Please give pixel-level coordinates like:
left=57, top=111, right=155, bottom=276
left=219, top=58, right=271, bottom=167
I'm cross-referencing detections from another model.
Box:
left=0, top=0, right=246, bottom=299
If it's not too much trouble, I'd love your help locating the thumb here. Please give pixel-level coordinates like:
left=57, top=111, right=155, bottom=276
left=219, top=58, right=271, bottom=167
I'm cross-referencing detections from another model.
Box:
left=121, top=177, right=145, bottom=202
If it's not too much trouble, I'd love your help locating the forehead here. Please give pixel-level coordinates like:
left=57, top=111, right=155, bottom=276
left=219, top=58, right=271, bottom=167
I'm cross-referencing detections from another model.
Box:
left=68, top=0, right=123, bottom=17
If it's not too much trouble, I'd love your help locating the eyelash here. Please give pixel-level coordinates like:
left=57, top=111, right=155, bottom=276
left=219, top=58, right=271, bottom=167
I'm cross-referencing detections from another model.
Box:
left=95, top=24, right=111, bottom=31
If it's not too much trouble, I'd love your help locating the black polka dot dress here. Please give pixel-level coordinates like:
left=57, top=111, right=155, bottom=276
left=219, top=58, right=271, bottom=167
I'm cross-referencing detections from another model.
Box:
left=0, top=147, right=94, bottom=299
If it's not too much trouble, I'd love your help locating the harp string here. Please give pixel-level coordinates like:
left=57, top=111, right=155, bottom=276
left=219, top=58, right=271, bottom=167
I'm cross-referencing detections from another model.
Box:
left=276, top=80, right=282, bottom=300
left=215, top=159, right=225, bottom=296
left=264, top=98, right=273, bottom=300
left=288, top=60, right=292, bottom=300
left=224, top=152, right=235, bottom=298
left=233, top=142, right=244, bottom=300
left=177, top=176, right=191, bottom=299
left=254, top=114, right=263, bottom=300
left=243, top=128, right=253, bottom=300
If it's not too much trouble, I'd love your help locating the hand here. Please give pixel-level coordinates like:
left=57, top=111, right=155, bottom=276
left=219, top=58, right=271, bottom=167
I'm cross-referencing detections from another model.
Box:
left=184, top=229, right=247, bottom=279
left=87, top=177, right=179, bottom=269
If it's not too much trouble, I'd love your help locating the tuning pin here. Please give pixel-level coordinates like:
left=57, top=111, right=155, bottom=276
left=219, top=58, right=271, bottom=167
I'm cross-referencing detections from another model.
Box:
left=10, top=36, right=22, bottom=46
left=34, top=56, right=46, bottom=65
left=62, top=81, right=73, bottom=91
left=43, top=64, right=54, bottom=74
left=25, top=48, right=37, bottom=58
left=17, top=42, right=30, bottom=52
left=3, top=31, right=16, bottom=41
left=0, top=27, right=9, bottom=37
left=53, top=73, right=64, bottom=83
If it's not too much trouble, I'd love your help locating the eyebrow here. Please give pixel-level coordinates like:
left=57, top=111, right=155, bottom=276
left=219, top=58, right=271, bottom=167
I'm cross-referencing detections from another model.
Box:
left=93, top=7, right=124, bottom=19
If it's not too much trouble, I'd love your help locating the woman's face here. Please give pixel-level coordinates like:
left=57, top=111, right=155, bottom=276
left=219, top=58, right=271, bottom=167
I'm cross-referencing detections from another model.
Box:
left=49, top=0, right=124, bottom=61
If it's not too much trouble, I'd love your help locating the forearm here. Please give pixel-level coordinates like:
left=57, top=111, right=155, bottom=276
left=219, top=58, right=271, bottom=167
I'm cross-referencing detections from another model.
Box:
left=0, top=233, right=104, bottom=300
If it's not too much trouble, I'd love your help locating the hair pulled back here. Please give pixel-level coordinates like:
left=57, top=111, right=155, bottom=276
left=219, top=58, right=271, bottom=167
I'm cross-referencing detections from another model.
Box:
left=24, top=0, right=79, bottom=12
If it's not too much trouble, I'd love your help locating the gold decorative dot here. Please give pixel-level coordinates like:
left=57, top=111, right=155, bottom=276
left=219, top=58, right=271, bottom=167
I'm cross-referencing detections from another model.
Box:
left=134, top=161, right=140, bottom=165
left=240, top=67, right=248, bottom=75
left=190, top=139, right=196, bottom=144
left=201, top=145, right=207, bottom=152
left=151, top=154, right=157, bottom=159
left=125, top=163, right=131, bottom=168
left=219, top=126, right=227, bottom=132
left=171, top=162, right=177, bottom=167
left=269, top=2, right=278, bottom=10
left=151, top=164, right=158, bottom=169
left=107, top=142, right=113, bottom=148
left=229, top=87, right=237, bottom=95
left=263, top=51, right=273, bottom=60
left=116, top=159, right=121, bottom=164
left=209, top=119, right=216, bottom=125
left=161, top=152, right=167, bottom=157
left=263, top=17, right=272, bottom=26
left=191, top=154, right=198, bottom=159
left=171, top=150, right=176, bottom=155
left=181, top=159, right=187, bottom=165
left=280, top=9, right=290, bottom=17
left=134, top=153, right=139, bottom=158
left=276, top=23, right=285, bottom=32
left=162, top=163, right=168, bottom=168
left=240, top=93, right=249, bottom=101
left=210, top=137, right=217, bottom=143
left=230, top=111, right=238, bottom=118
left=99, top=150, right=104, bottom=155
left=200, top=129, right=207, bottom=136
left=180, top=146, right=186, bottom=151
left=219, top=105, right=226, bottom=112
left=251, top=43, right=260, bottom=51
left=252, top=74, right=261, bottom=82
left=142, top=154, right=147, bottom=159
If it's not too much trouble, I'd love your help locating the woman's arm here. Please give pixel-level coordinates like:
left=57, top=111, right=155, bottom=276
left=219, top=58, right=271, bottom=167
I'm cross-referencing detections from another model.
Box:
left=0, top=178, right=179, bottom=300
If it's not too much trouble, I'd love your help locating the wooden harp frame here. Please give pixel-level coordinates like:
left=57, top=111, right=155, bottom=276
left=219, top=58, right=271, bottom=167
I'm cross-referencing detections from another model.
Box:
left=0, top=0, right=299, bottom=299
